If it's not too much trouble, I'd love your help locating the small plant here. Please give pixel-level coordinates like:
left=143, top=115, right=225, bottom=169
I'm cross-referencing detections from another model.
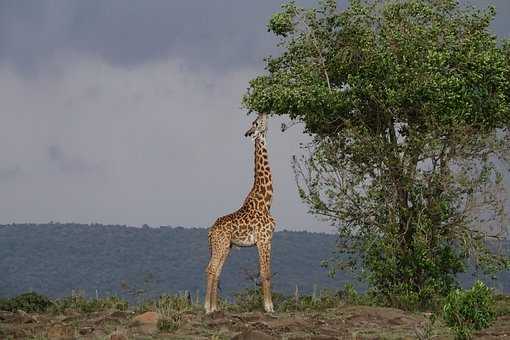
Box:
left=0, top=297, right=10, bottom=311
left=230, top=287, right=288, bottom=312
left=340, top=283, right=361, bottom=305
left=0, top=292, right=52, bottom=313
left=50, top=291, right=128, bottom=314
left=231, top=287, right=264, bottom=312
left=415, top=313, right=437, bottom=340
left=155, top=294, right=191, bottom=333
left=157, top=315, right=182, bottom=333
left=442, top=281, right=496, bottom=339
left=494, top=294, right=510, bottom=317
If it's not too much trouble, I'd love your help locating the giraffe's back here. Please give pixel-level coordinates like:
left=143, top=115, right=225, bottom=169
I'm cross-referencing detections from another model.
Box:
left=208, top=208, right=274, bottom=248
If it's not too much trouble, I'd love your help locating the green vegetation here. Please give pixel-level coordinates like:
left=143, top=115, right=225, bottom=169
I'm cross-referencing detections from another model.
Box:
left=50, top=292, right=128, bottom=314
left=0, top=291, right=128, bottom=315
left=0, top=292, right=52, bottom=313
left=442, top=281, right=496, bottom=339
left=1, top=289, right=509, bottom=338
left=244, top=0, right=510, bottom=310
left=155, top=294, right=193, bottom=332
left=494, top=294, right=510, bottom=317
left=229, top=283, right=380, bottom=313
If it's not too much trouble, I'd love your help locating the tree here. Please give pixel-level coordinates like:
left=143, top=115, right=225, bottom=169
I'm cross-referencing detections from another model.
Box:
left=243, top=0, right=510, bottom=309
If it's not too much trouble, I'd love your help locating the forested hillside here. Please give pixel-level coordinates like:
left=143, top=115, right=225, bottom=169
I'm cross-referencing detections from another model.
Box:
left=0, top=223, right=350, bottom=301
left=1, top=223, right=508, bottom=302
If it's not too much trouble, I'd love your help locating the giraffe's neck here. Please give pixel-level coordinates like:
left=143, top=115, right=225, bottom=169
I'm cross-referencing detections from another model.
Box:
left=243, top=136, right=273, bottom=212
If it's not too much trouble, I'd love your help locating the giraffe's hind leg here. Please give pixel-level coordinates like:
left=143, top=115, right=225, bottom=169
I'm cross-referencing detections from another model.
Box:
left=205, top=233, right=230, bottom=314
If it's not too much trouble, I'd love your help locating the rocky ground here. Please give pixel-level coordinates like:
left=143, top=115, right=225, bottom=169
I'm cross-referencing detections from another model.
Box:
left=1, top=304, right=510, bottom=339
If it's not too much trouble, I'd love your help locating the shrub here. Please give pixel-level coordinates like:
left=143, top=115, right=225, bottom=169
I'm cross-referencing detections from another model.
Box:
left=157, top=314, right=182, bottom=333
left=494, top=294, right=510, bottom=317
left=0, top=298, right=9, bottom=311
left=442, top=281, right=496, bottom=339
left=230, top=287, right=287, bottom=312
left=231, top=287, right=265, bottom=312
left=155, top=294, right=192, bottom=333
left=231, top=287, right=348, bottom=313
left=51, top=294, right=128, bottom=314
left=279, top=289, right=348, bottom=312
left=338, top=283, right=366, bottom=305
left=0, top=292, right=52, bottom=313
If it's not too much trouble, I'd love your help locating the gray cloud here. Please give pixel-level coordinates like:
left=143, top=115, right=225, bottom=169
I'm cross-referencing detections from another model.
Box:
left=0, top=165, right=22, bottom=182
left=0, top=0, right=303, bottom=73
left=0, top=0, right=508, bottom=232
left=47, top=144, right=101, bottom=175
left=0, top=56, right=332, bottom=231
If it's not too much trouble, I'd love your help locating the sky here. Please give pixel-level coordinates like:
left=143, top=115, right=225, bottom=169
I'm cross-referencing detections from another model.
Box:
left=0, top=0, right=509, bottom=233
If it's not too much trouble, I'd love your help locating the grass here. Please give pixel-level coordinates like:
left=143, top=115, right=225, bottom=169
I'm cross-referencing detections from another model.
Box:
left=155, top=294, right=193, bottom=333
left=495, top=294, right=510, bottom=316
left=0, top=287, right=509, bottom=339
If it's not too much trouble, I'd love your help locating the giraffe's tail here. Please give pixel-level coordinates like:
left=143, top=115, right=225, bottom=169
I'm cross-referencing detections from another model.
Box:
left=207, top=229, right=212, bottom=258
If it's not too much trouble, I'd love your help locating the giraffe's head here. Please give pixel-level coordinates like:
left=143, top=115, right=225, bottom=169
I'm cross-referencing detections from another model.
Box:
left=244, top=113, right=268, bottom=140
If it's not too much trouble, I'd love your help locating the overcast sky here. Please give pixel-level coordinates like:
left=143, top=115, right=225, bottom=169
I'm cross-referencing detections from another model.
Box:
left=1, top=1, right=509, bottom=233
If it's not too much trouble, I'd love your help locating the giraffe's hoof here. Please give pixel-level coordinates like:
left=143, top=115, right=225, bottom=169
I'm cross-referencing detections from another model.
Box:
left=264, top=303, right=275, bottom=313
left=204, top=308, right=217, bottom=315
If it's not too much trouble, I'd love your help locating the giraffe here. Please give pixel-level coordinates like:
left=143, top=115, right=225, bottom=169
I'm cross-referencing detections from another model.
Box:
left=205, top=112, right=276, bottom=314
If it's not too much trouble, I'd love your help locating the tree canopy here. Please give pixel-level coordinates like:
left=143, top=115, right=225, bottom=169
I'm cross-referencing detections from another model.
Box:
left=243, top=0, right=510, bottom=309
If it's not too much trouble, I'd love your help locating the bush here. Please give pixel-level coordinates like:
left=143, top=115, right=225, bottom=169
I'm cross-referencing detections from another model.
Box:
left=0, top=298, right=9, bottom=311
left=230, top=287, right=287, bottom=312
left=231, top=287, right=346, bottom=313
left=0, top=292, right=52, bottom=313
left=230, top=287, right=265, bottom=312
left=51, top=294, right=128, bottom=314
left=157, top=313, right=183, bottom=333
left=442, top=281, right=496, bottom=339
left=155, top=294, right=192, bottom=333
left=494, top=294, right=510, bottom=317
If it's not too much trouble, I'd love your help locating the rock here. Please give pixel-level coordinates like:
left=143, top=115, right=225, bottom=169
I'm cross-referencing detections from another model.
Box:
left=110, top=332, right=128, bottom=340
left=129, top=311, right=159, bottom=335
left=47, top=323, right=74, bottom=339
left=132, top=311, right=159, bottom=324
left=231, top=330, right=278, bottom=340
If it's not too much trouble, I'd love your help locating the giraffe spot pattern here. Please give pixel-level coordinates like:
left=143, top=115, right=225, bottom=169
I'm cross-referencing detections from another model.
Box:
left=206, top=127, right=276, bottom=313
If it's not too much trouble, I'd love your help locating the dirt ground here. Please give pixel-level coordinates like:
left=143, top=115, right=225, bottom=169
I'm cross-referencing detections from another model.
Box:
left=1, top=305, right=510, bottom=339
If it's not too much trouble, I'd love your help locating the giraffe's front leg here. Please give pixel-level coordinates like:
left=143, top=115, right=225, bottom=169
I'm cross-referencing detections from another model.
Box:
left=257, top=241, right=274, bottom=313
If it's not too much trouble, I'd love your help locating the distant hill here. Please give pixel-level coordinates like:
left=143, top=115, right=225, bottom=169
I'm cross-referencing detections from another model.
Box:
left=0, top=223, right=351, bottom=301
left=0, top=223, right=508, bottom=302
